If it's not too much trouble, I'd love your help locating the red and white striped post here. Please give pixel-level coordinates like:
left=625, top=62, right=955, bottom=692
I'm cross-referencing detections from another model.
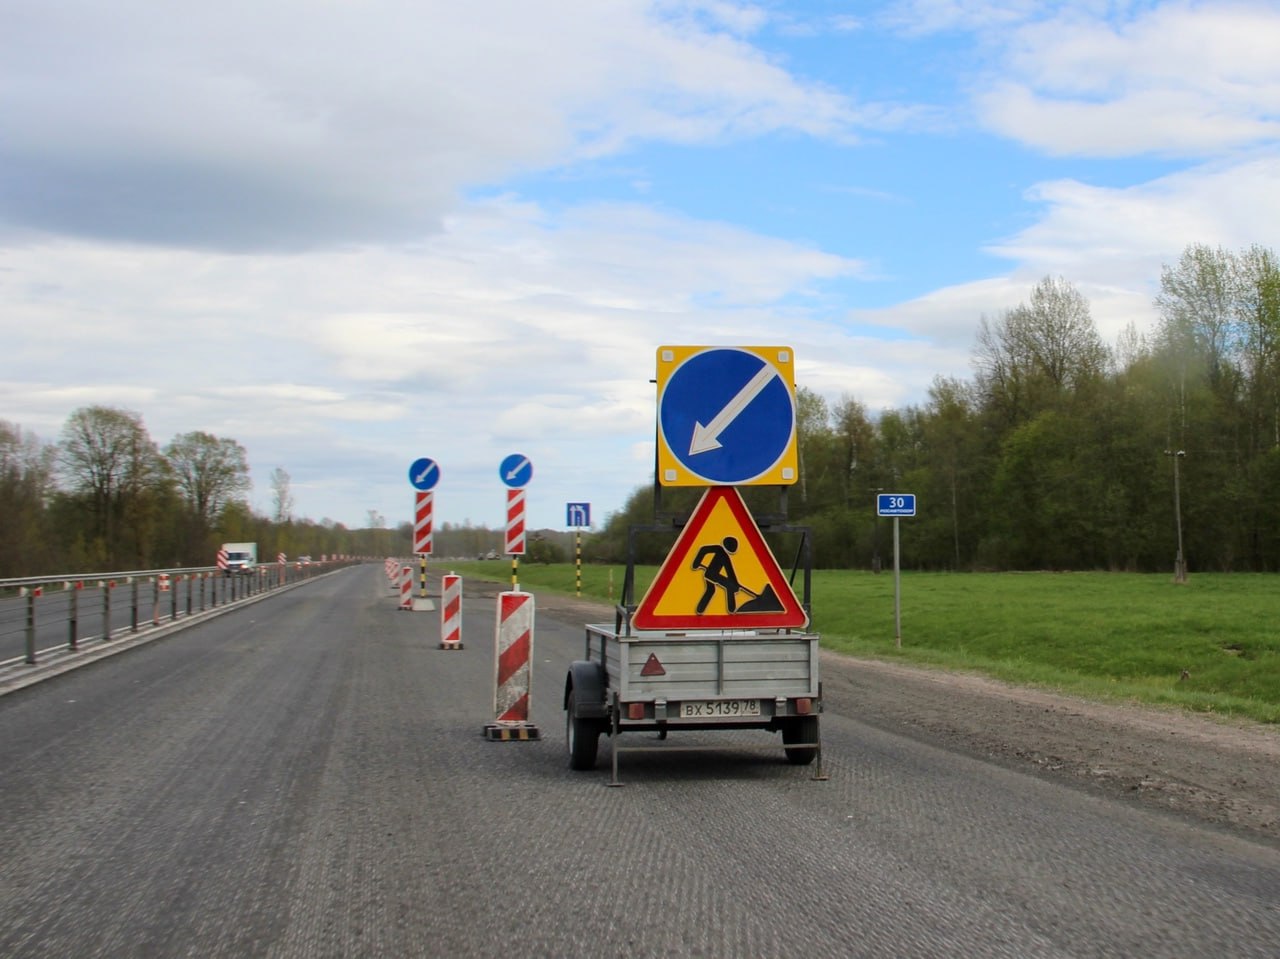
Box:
left=385, top=558, right=398, bottom=590
left=277, top=552, right=287, bottom=586
left=440, top=573, right=463, bottom=650
left=399, top=566, right=413, bottom=610
left=414, top=491, right=433, bottom=555
left=483, top=590, right=539, bottom=740
left=505, top=488, right=526, bottom=589
left=505, top=489, right=526, bottom=555
left=154, top=573, right=170, bottom=625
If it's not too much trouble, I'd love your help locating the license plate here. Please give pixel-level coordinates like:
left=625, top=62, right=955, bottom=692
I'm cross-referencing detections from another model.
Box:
left=679, top=699, right=761, bottom=718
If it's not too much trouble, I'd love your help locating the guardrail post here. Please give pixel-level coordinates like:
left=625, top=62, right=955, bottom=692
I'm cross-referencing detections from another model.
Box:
left=131, top=578, right=139, bottom=632
left=69, top=585, right=79, bottom=651
left=26, top=591, right=37, bottom=664
left=103, top=581, right=111, bottom=642
left=170, top=575, right=178, bottom=621
left=186, top=575, right=193, bottom=616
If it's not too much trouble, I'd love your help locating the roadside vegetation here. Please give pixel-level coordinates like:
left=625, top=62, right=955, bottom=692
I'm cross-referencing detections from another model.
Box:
left=452, top=560, right=1280, bottom=725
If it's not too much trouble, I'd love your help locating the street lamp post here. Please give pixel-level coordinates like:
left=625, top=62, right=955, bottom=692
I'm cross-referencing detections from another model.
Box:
left=1165, top=449, right=1188, bottom=584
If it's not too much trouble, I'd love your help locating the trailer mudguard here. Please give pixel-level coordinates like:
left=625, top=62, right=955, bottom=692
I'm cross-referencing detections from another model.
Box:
left=564, top=660, right=608, bottom=719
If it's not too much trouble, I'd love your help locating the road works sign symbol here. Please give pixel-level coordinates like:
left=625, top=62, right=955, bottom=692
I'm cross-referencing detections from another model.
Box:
left=633, top=485, right=808, bottom=631
left=656, top=346, right=798, bottom=487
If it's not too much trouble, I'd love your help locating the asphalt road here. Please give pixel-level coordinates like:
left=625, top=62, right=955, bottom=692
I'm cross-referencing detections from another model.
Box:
left=1, top=565, right=1277, bottom=958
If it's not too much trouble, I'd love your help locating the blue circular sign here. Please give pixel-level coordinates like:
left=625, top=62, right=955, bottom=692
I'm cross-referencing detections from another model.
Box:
left=659, top=348, right=795, bottom=484
left=408, top=457, right=440, bottom=491
left=499, top=453, right=533, bottom=488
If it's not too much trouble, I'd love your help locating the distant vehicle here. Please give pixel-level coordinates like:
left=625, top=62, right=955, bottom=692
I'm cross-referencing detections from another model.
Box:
left=486, top=550, right=498, bottom=560
left=298, top=555, right=312, bottom=565
left=221, top=542, right=258, bottom=575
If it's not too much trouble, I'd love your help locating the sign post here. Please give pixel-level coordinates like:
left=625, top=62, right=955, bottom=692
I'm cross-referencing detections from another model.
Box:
left=408, top=457, right=440, bottom=611
left=567, top=503, right=590, bottom=596
left=877, top=493, right=916, bottom=648
left=500, top=453, right=532, bottom=588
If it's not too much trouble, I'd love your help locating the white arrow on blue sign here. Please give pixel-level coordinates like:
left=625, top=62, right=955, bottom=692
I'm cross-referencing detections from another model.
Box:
left=499, top=453, right=533, bottom=489
left=877, top=493, right=916, bottom=517
left=657, top=346, right=797, bottom=486
left=408, top=457, right=440, bottom=491
left=566, top=503, right=590, bottom=528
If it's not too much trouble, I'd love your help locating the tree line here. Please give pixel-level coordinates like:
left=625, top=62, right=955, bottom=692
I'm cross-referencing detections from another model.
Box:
left=0, top=409, right=407, bottom=577
left=6, top=242, right=1278, bottom=577
left=592, top=243, right=1280, bottom=573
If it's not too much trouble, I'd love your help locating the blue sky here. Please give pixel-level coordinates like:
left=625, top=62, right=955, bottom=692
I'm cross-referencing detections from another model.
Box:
left=3, top=1, right=1279, bottom=536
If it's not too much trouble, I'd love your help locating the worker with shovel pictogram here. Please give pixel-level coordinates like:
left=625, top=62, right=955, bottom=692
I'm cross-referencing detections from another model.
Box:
left=691, top=536, right=786, bottom=616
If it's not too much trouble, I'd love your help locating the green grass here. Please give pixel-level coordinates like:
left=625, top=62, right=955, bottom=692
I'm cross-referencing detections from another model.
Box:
left=445, top=561, right=1280, bottom=724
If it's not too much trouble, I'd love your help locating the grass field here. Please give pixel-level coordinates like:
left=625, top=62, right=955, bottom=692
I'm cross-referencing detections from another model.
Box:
left=446, top=560, right=1280, bottom=724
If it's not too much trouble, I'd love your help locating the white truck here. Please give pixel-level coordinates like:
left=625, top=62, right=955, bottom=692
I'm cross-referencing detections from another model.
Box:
left=221, top=542, right=258, bottom=575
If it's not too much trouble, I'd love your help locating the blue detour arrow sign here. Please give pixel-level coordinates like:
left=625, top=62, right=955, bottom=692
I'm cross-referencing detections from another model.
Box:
left=656, top=346, right=798, bottom=487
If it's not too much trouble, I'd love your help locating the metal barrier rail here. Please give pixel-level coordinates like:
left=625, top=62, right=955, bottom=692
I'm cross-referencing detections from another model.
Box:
left=0, top=560, right=362, bottom=669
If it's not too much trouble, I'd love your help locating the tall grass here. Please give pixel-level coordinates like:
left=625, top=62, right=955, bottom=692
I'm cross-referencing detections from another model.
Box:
left=449, top=561, right=1280, bottom=724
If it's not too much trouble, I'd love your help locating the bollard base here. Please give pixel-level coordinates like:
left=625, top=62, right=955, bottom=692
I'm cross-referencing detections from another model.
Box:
left=439, top=641, right=464, bottom=650
left=411, top=598, right=436, bottom=612
left=482, top=723, right=540, bottom=741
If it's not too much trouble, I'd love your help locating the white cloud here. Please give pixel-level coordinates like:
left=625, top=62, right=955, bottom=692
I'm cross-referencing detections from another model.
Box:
left=0, top=0, right=871, bottom=251
left=974, top=2, right=1280, bottom=155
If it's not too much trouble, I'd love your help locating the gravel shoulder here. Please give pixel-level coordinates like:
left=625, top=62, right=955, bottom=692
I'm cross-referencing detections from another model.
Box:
left=524, top=585, right=1280, bottom=847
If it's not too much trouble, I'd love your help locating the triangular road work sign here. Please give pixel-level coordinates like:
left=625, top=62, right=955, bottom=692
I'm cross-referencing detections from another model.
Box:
left=633, top=486, right=808, bottom=631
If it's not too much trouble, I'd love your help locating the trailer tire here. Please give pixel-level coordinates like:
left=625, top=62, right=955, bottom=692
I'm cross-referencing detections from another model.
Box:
left=567, top=690, right=602, bottom=770
left=782, top=716, right=819, bottom=765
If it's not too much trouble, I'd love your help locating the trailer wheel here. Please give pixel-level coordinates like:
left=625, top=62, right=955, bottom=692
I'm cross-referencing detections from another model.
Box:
left=566, top=690, right=601, bottom=770
left=782, top=716, right=819, bottom=765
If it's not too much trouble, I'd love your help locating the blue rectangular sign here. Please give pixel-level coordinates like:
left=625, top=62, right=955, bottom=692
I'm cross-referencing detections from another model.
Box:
left=877, top=493, right=916, bottom=517
left=566, top=502, right=591, bottom=528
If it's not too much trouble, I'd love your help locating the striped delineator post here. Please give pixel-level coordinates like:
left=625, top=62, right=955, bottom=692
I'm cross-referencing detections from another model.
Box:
left=413, top=491, right=434, bottom=555
left=399, top=566, right=413, bottom=610
left=439, top=573, right=463, bottom=650
left=153, top=573, right=170, bottom=625
left=385, top=558, right=399, bottom=590
left=483, top=590, right=539, bottom=740
left=504, top=489, right=526, bottom=556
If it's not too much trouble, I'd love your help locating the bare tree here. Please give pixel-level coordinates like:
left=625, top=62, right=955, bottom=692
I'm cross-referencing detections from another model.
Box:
left=0, top=421, right=56, bottom=575
left=58, top=406, right=164, bottom=551
left=164, top=431, right=251, bottom=526
left=270, top=467, right=294, bottom=523
left=974, top=275, right=1108, bottom=422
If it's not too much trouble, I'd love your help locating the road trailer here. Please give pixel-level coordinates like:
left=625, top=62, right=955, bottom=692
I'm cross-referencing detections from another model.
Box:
left=564, top=622, right=824, bottom=784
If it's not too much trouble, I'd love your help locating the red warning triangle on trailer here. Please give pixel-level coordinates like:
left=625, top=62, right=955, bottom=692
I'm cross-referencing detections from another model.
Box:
left=640, top=653, right=666, bottom=676
left=633, top=486, right=808, bottom=632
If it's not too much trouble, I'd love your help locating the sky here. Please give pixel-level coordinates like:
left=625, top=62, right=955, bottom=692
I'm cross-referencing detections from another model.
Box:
left=4, top=0, right=1280, bottom=534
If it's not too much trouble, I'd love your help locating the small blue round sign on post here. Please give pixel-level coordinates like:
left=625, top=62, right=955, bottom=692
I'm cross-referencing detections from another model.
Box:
left=499, top=453, right=533, bottom=489
left=408, top=457, right=440, bottom=491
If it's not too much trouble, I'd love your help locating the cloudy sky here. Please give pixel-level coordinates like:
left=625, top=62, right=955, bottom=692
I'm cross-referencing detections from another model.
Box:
left=4, top=0, right=1280, bottom=532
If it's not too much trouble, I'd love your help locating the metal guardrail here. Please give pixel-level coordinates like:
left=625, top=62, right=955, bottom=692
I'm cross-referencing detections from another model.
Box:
left=0, top=560, right=363, bottom=670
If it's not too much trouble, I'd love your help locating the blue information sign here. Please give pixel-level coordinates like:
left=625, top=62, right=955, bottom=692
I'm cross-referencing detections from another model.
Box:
left=656, top=346, right=797, bottom=486
left=408, top=457, right=440, bottom=491
left=499, top=453, right=534, bottom=489
left=877, top=493, right=916, bottom=517
left=566, top=502, right=591, bottom=528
